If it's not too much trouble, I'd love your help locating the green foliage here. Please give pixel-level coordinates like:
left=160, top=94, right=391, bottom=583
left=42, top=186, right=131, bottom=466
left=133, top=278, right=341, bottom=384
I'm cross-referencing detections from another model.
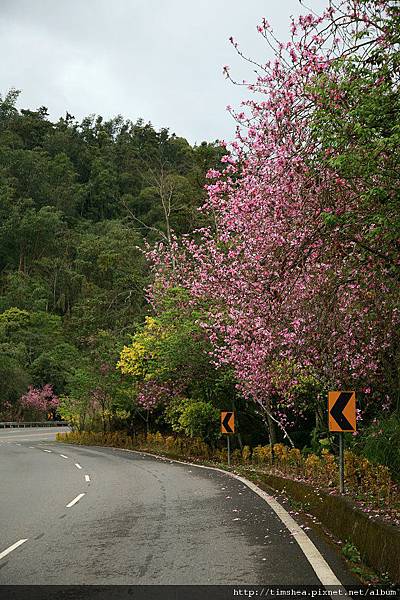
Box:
left=310, top=51, right=400, bottom=276
left=58, top=366, right=95, bottom=431
left=353, top=414, right=400, bottom=482
left=0, top=306, right=71, bottom=415
left=0, top=353, right=30, bottom=417
left=58, top=331, right=135, bottom=432
left=117, top=286, right=238, bottom=434
left=0, top=91, right=222, bottom=423
left=118, top=286, right=236, bottom=403
left=342, top=541, right=362, bottom=564
left=178, top=400, right=221, bottom=444
left=0, top=307, right=31, bottom=332
left=30, top=343, right=81, bottom=392
left=164, top=397, right=221, bottom=445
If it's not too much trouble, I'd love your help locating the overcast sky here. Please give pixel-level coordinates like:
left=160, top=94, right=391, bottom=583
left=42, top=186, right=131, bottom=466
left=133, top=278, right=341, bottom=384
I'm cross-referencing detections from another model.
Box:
left=0, top=0, right=325, bottom=145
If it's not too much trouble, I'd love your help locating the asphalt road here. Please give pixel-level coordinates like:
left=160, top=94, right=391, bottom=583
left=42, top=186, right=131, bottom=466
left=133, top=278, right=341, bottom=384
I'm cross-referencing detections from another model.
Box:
left=0, top=427, right=357, bottom=585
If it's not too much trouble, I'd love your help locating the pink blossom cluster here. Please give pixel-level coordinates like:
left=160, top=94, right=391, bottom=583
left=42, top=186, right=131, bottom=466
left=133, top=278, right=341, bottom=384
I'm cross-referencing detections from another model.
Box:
left=20, top=384, right=59, bottom=413
left=136, top=380, right=184, bottom=410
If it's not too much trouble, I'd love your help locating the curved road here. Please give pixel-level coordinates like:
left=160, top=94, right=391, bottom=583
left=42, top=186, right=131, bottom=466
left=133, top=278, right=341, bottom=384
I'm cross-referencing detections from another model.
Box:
left=0, top=427, right=356, bottom=585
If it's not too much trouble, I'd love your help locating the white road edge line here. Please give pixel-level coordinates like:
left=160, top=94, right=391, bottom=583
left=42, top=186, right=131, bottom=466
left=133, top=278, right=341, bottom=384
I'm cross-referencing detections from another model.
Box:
left=0, top=539, right=28, bottom=560
left=66, top=493, right=85, bottom=508
left=119, top=448, right=346, bottom=592
left=75, top=463, right=82, bottom=469
left=85, top=474, right=90, bottom=482
left=60, top=454, right=68, bottom=459
left=235, top=475, right=345, bottom=588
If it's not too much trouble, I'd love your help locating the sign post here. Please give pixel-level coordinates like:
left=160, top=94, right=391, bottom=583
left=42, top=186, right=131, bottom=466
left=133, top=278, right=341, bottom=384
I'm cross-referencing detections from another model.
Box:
left=221, top=411, right=235, bottom=467
left=328, top=391, right=356, bottom=494
left=338, top=432, right=345, bottom=494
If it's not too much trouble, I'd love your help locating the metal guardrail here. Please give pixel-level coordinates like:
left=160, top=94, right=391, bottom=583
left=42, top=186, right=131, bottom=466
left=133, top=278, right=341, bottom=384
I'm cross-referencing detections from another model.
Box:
left=0, top=421, right=69, bottom=429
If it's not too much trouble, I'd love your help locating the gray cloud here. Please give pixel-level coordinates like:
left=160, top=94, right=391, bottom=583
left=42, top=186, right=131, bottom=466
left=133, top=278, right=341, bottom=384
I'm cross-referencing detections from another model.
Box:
left=0, top=0, right=325, bottom=144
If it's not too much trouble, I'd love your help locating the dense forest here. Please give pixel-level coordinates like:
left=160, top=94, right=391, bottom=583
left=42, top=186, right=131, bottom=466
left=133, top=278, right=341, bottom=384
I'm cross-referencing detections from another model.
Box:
left=0, top=88, right=232, bottom=434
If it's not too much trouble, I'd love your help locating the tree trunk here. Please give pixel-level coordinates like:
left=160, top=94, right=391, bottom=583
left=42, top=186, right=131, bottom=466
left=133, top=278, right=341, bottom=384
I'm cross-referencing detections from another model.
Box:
left=19, top=251, right=25, bottom=273
left=267, top=412, right=278, bottom=445
left=266, top=412, right=276, bottom=465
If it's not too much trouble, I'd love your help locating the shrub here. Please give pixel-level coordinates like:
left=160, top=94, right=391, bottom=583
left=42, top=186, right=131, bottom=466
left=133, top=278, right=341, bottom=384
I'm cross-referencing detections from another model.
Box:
left=252, top=445, right=272, bottom=464
left=242, top=445, right=251, bottom=463
left=353, top=414, right=400, bottom=482
left=164, top=397, right=221, bottom=445
left=305, top=453, right=322, bottom=478
left=232, top=449, right=242, bottom=464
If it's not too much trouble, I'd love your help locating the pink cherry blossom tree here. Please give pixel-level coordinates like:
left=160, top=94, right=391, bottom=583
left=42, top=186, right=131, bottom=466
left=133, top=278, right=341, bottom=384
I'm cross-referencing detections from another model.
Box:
left=20, top=384, right=60, bottom=420
left=146, top=0, right=399, bottom=439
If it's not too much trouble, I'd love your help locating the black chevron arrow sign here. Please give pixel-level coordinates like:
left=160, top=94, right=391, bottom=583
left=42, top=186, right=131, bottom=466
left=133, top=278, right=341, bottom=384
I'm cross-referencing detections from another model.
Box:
left=221, top=411, right=235, bottom=434
left=329, top=391, right=356, bottom=432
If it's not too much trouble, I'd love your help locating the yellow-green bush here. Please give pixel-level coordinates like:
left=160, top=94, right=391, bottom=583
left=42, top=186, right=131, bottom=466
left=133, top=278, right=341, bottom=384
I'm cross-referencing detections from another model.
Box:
left=288, top=447, right=302, bottom=465
left=242, top=445, right=251, bottom=463
left=252, top=445, right=272, bottom=464
left=305, top=453, right=322, bottom=478
left=232, top=449, right=242, bottom=463
left=274, top=443, right=289, bottom=462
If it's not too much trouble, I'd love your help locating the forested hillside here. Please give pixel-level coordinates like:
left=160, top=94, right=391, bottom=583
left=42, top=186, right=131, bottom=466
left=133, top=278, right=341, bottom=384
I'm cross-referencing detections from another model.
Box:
left=0, top=89, right=223, bottom=429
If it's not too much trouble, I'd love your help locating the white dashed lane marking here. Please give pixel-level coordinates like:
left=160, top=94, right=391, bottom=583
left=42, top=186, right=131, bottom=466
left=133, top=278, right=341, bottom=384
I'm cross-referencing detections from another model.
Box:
left=0, top=539, right=28, bottom=561
left=66, top=493, right=85, bottom=508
